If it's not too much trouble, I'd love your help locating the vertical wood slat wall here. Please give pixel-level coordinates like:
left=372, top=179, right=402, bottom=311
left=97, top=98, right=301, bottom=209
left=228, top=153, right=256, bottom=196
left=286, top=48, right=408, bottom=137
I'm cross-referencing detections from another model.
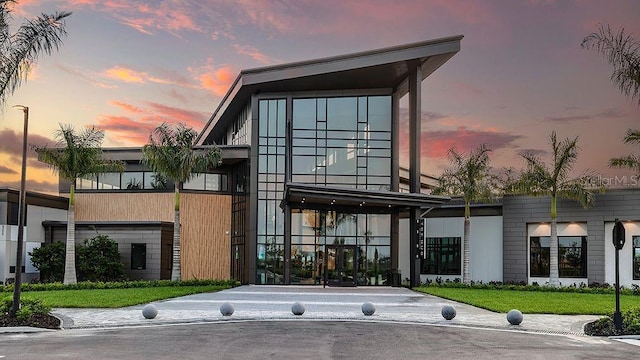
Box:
left=180, top=194, right=231, bottom=280
left=75, top=193, right=231, bottom=280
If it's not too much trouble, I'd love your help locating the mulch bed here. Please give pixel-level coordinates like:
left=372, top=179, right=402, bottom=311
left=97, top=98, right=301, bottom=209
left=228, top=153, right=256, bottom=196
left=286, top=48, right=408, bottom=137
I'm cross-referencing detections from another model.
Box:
left=0, top=313, right=61, bottom=329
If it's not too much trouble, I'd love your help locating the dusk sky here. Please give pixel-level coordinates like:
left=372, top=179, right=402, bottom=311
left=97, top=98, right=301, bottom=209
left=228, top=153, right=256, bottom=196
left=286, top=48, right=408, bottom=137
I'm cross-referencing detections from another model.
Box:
left=1, top=0, right=639, bottom=194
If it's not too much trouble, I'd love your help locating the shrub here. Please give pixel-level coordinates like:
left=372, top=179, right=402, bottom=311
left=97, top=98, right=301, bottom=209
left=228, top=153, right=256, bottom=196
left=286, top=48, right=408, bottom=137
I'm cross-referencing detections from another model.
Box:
left=29, top=234, right=125, bottom=283
left=1, top=298, right=51, bottom=322
left=28, top=242, right=65, bottom=283
left=1, top=278, right=240, bottom=292
left=585, top=306, right=640, bottom=336
left=76, top=234, right=125, bottom=282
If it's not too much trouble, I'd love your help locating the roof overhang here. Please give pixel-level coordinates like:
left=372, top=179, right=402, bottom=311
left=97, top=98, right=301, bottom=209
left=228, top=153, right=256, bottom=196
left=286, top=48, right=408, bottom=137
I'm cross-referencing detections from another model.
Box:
left=281, top=183, right=450, bottom=212
left=100, top=145, right=249, bottom=166
left=197, top=35, right=463, bottom=145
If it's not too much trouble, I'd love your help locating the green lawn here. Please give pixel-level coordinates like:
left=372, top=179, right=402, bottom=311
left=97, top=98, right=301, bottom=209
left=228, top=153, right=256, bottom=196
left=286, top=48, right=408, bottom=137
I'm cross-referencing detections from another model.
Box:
left=415, top=287, right=640, bottom=315
left=2, top=285, right=227, bottom=308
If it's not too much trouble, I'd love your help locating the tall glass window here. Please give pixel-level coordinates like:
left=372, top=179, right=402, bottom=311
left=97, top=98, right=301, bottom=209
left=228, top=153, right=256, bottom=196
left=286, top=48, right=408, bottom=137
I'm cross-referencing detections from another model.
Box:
left=530, top=236, right=587, bottom=278
left=292, top=96, right=391, bottom=191
left=256, top=99, right=286, bottom=284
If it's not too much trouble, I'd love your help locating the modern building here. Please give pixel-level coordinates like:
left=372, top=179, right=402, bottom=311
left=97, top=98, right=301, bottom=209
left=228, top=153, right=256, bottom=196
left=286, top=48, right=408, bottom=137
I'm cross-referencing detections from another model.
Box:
left=40, top=36, right=461, bottom=286
left=8, top=36, right=638, bottom=288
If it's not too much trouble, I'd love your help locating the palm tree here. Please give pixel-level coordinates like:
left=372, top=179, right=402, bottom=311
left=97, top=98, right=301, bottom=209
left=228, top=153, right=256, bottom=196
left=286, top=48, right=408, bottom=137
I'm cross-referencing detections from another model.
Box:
left=582, top=25, right=640, bottom=172
left=581, top=24, right=640, bottom=106
left=510, top=131, right=604, bottom=287
left=0, top=0, right=71, bottom=107
left=34, top=124, right=125, bottom=285
left=141, top=123, right=221, bottom=281
left=432, top=144, right=495, bottom=284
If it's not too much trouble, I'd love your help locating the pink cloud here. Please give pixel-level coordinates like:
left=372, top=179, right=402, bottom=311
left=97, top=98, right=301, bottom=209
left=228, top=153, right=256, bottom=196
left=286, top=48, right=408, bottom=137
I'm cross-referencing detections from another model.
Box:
left=233, top=44, right=280, bottom=65
left=64, top=0, right=204, bottom=35
left=97, top=115, right=155, bottom=145
left=110, top=100, right=144, bottom=114
left=399, top=125, right=521, bottom=161
left=57, top=64, right=117, bottom=89
left=0, top=128, right=54, bottom=159
left=196, top=65, right=236, bottom=96
left=97, top=101, right=209, bottom=145
left=103, top=66, right=146, bottom=83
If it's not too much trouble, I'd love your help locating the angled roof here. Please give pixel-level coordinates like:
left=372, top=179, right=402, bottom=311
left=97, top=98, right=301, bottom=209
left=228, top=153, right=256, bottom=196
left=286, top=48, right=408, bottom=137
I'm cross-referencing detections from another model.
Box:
left=196, top=35, right=463, bottom=145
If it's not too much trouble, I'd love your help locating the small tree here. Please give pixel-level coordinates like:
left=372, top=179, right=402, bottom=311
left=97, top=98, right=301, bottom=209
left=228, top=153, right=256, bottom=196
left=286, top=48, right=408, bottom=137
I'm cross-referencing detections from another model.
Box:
left=34, top=124, right=125, bottom=285
left=432, top=144, right=495, bottom=284
left=509, top=131, right=604, bottom=287
left=142, top=123, right=221, bottom=281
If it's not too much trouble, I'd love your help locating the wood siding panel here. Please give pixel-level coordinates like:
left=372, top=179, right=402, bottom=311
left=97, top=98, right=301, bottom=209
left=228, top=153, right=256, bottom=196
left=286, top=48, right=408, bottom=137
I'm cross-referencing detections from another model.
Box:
left=181, top=193, right=231, bottom=280
left=75, top=193, right=174, bottom=222
left=75, top=192, right=231, bottom=280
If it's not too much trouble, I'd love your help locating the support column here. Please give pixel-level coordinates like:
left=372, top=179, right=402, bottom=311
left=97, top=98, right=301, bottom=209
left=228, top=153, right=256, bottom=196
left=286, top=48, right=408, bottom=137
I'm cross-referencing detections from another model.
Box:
left=408, top=60, right=422, bottom=287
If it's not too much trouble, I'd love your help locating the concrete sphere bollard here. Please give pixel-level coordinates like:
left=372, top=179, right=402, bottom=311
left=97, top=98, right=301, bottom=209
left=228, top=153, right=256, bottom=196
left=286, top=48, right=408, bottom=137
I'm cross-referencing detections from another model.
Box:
left=291, top=302, right=305, bottom=316
left=142, top=304, right=158, bottom=319
left=507, top=309, right=523, bottom=325
left=220, top=302, right=235, bottom=316
left=441, top=305, right=456, bottom=320
left=361, top=302, right=376, bottom=316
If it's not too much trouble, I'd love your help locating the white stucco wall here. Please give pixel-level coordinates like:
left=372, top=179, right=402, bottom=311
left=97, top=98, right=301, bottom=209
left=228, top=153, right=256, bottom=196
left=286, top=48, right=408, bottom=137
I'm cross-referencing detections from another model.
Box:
left=605, top=221, right=640, bottom=287
left=403, top=215, right=503, bottom=284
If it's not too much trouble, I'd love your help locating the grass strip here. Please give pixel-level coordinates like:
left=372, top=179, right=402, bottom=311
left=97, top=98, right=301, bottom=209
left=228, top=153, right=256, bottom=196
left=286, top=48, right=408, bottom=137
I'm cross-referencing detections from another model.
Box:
left=2, top=285, right=227, bottom=308
left=416, top=287, right=640, bottom=315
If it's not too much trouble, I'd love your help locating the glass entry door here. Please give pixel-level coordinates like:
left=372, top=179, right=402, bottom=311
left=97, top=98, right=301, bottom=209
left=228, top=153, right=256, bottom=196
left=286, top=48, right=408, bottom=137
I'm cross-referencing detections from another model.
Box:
left=326, top=245, right=357, bottom=286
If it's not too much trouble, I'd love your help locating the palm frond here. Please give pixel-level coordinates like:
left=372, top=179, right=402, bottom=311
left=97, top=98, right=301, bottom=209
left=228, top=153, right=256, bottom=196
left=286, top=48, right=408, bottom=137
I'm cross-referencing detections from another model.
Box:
left=433, top=144, right=496, bottom=203
left=623, top=129, right=640, bottom=145
left=0, top=6, right=71, bottom=107
left=582, top=24, right=640, bottom=105
left=142, top=123, right=221, bottom=185
left=609, top=154, right=640, bottom=172
left=33, top=123, right=123, bottom=181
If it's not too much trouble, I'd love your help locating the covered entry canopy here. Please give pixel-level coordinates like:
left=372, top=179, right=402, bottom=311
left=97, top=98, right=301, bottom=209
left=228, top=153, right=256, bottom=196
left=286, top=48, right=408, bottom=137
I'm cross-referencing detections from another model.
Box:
left=282, top=182, right=450, bottom=212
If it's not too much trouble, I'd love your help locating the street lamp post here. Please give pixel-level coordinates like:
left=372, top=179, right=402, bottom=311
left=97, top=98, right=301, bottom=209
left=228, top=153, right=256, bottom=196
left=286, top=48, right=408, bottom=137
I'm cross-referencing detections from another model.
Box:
left=10, top=105, right=28, bottom=317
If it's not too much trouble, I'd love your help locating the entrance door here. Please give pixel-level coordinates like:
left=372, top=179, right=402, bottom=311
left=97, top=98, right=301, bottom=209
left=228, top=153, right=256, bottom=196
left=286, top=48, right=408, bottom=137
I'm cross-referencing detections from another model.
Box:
left=325, top=245, right=357, bottom=286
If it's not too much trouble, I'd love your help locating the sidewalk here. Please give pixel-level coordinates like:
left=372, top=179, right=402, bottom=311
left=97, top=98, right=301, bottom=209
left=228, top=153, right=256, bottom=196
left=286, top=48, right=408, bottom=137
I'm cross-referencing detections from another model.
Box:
left=46, top=285, right=599, bottom=336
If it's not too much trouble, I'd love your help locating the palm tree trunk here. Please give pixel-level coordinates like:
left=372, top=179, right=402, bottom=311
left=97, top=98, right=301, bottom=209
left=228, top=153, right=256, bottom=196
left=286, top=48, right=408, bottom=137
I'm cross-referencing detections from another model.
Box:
left=463, top=217, right=471, bottom=284
left=63, top=184, right=77, bottom=285
left=171, top=185, right=181, bottom=281
left=549, top=195, right=560, bottom=287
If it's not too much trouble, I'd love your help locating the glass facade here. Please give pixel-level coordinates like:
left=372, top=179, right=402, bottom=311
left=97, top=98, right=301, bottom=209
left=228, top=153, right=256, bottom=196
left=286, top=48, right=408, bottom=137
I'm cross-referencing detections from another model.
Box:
left=255, top=95, right=393, bottom=285
left=291, top=96, right=391, bottom=190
